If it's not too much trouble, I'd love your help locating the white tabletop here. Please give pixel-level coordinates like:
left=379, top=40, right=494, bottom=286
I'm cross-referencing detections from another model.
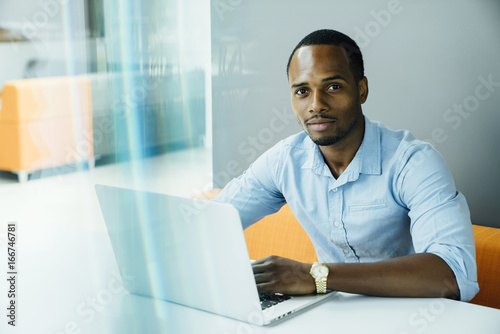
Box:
left=2, top=223, right=500, bottom=334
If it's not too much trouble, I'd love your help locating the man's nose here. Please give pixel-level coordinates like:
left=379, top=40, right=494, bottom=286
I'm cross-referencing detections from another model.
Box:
left=309, top=91, right=329, bottom=113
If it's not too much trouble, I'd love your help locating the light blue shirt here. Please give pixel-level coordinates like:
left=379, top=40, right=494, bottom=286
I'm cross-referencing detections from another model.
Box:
left=214, top=116, right=479, bottom=301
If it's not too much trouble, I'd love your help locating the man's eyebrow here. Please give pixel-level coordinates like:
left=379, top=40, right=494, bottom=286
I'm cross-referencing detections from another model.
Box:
left=291, top=82, right=307, bottom=89
left=291, top=75, right=348, bottom=89
left=322, top=75, right=347, bottom=82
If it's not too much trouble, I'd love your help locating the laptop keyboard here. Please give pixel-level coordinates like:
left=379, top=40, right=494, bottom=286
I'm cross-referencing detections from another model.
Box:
left=259, top=293, right=291, bottom=310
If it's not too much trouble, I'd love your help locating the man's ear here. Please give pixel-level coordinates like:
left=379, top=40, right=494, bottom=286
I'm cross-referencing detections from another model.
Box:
left=358, top=76, right=369, bottom=104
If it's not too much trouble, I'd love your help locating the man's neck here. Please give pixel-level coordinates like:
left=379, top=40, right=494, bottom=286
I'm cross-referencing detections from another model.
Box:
left=319, top=116, right=365, bottom=179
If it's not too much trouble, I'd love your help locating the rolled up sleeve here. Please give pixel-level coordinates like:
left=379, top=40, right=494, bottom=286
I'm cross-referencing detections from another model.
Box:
left=397, top=144, right=479, bottom=301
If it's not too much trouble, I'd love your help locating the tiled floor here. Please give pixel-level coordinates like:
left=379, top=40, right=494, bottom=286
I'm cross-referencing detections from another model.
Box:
left=0, top=147, right=212, bottom=232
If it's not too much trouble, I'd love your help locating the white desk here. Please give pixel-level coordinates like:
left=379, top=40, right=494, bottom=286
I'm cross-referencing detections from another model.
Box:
left=2, top=224, right=500, bottom=334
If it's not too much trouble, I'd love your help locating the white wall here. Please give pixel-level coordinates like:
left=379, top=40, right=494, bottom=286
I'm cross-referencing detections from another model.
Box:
left=211, top=0, right=500, bottom=227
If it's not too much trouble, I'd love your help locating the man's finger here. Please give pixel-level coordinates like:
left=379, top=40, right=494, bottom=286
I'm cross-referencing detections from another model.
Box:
left=252, top=255, right=276, bottom=267
left=252, top=263, right=268, bottom=274
left=256, top=281, right=275, bottom=294
left=254, top=272, right=272, bottom=284
left=252, top=257, right=267, bottom=265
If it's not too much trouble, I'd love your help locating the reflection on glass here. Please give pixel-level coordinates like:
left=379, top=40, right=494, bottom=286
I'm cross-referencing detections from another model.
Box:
left=95, top=0, right=210, bottom=167
left=0, top=0, right=211, bottom=186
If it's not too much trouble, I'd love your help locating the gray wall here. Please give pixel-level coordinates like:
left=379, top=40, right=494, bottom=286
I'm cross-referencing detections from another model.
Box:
left=212, top=0, right=500, bottom=228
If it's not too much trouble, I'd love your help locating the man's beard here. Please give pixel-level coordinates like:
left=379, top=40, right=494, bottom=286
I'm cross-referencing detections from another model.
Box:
left=305, top=111, right=360, bottom=146
left=311, top=132, right=346, bottom=146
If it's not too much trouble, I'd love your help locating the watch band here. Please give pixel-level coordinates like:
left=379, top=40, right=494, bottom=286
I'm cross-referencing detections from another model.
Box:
left=315, top=277, right=327, bottom=294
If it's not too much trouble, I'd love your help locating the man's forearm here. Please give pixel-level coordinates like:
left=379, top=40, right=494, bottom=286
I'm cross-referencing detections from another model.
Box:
left=325, top=253, right=459, bottom=299
left=253, top=253, right=460, bottom=299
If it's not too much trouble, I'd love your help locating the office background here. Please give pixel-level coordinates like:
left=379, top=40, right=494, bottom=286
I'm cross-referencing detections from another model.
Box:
left=0, top=0, right=499, bottom=229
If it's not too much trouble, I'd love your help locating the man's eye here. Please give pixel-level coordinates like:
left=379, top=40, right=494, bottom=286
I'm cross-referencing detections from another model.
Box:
left=296, top=88, right=308, bottom=95
left=328, top=84, right=341, bottom=91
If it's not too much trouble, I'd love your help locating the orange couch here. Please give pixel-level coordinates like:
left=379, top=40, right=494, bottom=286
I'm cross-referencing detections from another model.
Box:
left=470, top=225, right=500, bottom=309
left=0, top=76, right=93, bottom=182
left=200, top=189, right=500, bottom=309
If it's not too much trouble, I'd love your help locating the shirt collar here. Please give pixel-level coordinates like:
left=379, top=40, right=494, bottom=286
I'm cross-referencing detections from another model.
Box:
left=358, top=116, right=382, bottom=175
left=301, top=135, right=329, bottom=176
left=301, top=115, right=381, bottom=177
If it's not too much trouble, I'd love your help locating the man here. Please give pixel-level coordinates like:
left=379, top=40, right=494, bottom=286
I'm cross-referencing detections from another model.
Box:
left=213, top=29, right=479, bottom=301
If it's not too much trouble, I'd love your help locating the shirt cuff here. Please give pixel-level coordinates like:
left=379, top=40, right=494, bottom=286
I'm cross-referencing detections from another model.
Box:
left=427, top=244, right=479, bottom=302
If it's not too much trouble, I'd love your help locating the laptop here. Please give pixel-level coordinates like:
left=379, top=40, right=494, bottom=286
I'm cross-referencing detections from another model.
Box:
left=95, top=184, right=336, bottom=325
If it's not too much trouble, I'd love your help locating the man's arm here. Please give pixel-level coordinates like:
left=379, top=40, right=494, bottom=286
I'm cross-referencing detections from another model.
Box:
left=213, top=141, right=286, bottom=229
left=252, top=253, right=460, bottom=299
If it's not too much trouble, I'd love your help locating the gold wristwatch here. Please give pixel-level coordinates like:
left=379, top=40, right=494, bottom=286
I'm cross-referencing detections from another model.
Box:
left=310, top=262, right=329, bottom=293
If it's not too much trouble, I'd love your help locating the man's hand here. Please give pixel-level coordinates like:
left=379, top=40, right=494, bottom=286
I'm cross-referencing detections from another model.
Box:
left=252, top=255, right=316, bottom=295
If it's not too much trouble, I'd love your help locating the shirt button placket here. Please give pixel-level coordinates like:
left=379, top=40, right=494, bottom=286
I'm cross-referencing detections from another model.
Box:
left=330, top=185, right=345, bottom=259
left=332, top=187, right=343, bottom=231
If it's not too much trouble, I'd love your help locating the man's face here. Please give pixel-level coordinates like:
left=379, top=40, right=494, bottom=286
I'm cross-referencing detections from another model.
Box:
left=288, top=45, right=368, bottom=146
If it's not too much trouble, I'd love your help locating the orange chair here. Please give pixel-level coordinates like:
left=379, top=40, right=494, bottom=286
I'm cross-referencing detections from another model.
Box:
left=200, top=189, right=500, bottom=309
left=243, top=204, right=317, bottom=263
left=0, top=76, right=93, bottom=182
left=470, top=225, right=500, bottom=309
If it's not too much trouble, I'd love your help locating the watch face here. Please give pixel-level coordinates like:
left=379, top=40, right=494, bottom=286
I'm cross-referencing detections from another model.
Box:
left=312, top=265, right=328, bottom=277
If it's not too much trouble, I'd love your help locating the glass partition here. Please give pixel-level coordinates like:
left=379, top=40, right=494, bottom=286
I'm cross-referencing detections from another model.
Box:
left=0, top=0, right=212, bottom=195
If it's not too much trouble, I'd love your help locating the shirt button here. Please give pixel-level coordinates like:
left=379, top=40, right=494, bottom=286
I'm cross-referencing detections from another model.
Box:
left=334, top=221, right=340, bottom=227
left=332, top=188, right=338, bottom=192
left=343, top=248, right=349, bottom=254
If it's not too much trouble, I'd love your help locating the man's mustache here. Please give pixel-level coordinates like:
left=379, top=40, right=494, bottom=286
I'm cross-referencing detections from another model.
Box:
left=304, top=115, right=337, bottom=124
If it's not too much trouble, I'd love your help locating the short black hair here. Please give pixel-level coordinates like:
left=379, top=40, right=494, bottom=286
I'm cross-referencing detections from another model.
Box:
left=286, top=29, right=364, bottom=82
